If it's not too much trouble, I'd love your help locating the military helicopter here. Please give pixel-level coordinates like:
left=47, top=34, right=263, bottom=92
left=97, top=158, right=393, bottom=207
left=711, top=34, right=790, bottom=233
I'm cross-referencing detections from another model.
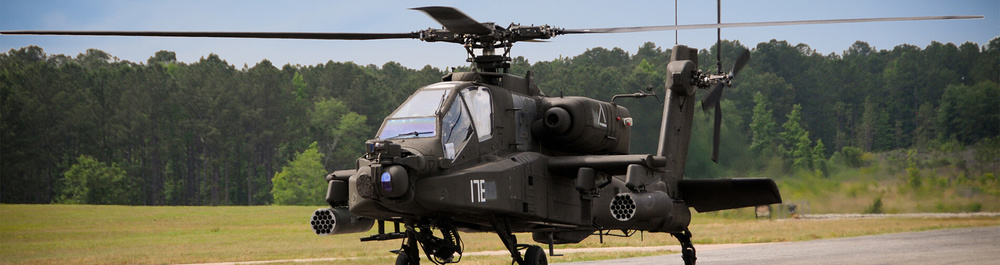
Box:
left=2, top=5, right=981, bottom=265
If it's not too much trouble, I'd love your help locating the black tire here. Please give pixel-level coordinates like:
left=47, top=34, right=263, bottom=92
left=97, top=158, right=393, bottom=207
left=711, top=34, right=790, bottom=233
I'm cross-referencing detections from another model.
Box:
left=682, top=247, right=696, bottom=265
left=523, top=245, right=547, bottom=265
left=396, top=252, right=414, bottom=265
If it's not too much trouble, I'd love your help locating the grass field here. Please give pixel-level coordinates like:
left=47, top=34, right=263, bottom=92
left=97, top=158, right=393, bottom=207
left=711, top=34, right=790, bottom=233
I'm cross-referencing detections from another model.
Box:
left=1, top=204, right=997, bottom=265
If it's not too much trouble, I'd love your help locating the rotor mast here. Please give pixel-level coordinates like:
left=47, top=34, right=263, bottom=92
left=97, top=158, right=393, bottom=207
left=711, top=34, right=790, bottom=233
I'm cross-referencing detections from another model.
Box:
left=413, top=7, right=557, bottom=73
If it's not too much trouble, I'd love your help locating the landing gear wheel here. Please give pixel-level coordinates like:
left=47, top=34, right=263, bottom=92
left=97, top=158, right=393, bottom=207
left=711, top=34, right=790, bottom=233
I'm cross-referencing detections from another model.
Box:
left=681, top=246, right=696, bottom=265
left=395, top=224, right=421, bottom=265
left=395, top=252, right=411, bottom=265
left=672, top=229, right=697, bottom=265
left=523, top=245, right=547, bottom=265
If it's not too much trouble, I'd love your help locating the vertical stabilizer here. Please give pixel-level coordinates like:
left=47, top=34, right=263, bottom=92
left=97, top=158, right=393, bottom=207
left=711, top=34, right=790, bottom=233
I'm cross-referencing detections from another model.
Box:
left=656, top=45, right=699, bottom=180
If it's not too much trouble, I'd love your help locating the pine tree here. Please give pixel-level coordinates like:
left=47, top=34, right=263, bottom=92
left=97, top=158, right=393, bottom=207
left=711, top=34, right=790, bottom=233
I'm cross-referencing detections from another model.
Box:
left=812, top=139, right=828, bottom=176
left=750, top=92, right=778, bottom=157
left=781, top=104, right=814, bottom=171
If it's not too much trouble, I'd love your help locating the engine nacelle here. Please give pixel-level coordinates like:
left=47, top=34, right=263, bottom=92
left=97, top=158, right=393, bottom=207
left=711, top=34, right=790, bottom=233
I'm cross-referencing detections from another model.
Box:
left=310, top=208, right=375, bottom=235
left=534, top=97, right=631, bottom=154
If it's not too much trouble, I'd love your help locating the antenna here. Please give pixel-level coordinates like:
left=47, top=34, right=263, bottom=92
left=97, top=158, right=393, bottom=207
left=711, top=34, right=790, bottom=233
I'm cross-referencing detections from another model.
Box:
left=674, top=0, right=678, bottom=44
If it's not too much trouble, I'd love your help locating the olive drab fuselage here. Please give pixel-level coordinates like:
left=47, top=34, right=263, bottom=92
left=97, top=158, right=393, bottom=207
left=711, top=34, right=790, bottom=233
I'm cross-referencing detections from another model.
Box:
left=323, top=46, right=781, bottom=244
left=327, top=71, right=678, bottom=238
left=315, top=45, right=783, bottom=265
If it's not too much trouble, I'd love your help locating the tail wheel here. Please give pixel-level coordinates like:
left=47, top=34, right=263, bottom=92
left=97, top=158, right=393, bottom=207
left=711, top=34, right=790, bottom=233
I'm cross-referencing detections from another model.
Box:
left=523, top=245, right=547, bottom=265
left=682, top=247, right=696, bottom=265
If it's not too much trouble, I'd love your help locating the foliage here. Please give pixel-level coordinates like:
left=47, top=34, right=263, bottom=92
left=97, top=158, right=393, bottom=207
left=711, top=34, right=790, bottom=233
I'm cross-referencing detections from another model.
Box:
left=780, top=104, right=814, bottom=171
left=2, top=36, right=998, bottom=205
left=864, top=197, right=884, bottom=214
left=937, top=81, right=1000, bottom=144
left=973, top=136, right=1000, bottom=173
left=308, top=98, right=371, bottom=171
left=271, top=142, right=327, bottom=205
left=0, top=46, right=440, bottom=205
left=812, top=139, right=828, bottom=176
left=835, top=146, right=869, bottom=168
left=906, top=150, right=923, bottom=189
left=749, top=92, right=777, bottom=158
left=55, top=155, right=136, bottom=205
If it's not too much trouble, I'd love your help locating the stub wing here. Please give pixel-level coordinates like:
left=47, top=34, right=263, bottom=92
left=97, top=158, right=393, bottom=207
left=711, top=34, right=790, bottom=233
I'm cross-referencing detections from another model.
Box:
left=678, top=178, right=782, bottom=212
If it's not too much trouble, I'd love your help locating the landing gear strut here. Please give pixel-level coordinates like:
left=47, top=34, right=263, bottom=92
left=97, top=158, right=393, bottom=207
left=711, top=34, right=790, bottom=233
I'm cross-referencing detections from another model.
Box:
left=392, top=219, right=463, bottom=265
left=671, top=229, right=697, bottom=265
left=394, top=224, right=421, bottom=265
left=489, top=216, right=547, bottom=265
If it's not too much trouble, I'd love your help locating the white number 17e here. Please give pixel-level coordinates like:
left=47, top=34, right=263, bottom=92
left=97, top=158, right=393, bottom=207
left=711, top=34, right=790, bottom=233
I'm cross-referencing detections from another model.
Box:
left=470, top=179, right=486, bottom=203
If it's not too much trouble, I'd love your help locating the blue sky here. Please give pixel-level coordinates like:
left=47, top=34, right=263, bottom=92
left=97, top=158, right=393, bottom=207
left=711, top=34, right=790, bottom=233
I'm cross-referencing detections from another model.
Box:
left=1, top=0, right=996, bottom=69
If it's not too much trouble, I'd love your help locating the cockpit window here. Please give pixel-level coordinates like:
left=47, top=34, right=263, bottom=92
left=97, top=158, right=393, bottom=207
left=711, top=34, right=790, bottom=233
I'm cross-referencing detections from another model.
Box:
left=441, top=96, right=474, bottom=160
left=460, top=86, right=492, bottom=141
left=388, top=89, right=448, bottom=118
left=377, top=89, right=448, bottom=139
left=380, top=117, right=436, bottom=139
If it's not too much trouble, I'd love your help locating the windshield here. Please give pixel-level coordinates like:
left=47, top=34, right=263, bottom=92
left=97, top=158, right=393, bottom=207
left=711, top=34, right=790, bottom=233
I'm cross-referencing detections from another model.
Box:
left=380, top=117, right=436, bottom=139
left=389, top=89, right=447, bottom=118
left=377, top=89, right=448, bottom=139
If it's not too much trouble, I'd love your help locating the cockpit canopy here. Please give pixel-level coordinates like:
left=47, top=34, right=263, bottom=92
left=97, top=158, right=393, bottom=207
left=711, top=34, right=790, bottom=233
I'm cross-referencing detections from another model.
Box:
left=378, top=88, right=446, bottom=140
left=376, top=82, right=493, bottom=160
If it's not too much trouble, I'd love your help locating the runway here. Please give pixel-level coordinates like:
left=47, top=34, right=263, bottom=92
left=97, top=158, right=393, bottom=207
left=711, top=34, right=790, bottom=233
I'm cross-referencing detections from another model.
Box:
left=178, top=226, right=999, bottom=265
left=556, top=226, right=1000, bottom=264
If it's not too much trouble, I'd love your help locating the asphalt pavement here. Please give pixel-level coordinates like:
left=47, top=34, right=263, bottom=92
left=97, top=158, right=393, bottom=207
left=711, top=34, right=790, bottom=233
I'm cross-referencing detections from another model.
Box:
left=556, top=226, right=1000, bottom=265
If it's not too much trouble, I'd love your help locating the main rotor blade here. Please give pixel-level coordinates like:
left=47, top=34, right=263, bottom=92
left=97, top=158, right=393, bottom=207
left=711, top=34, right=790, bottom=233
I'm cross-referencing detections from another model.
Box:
left=560, top=15, right=982, bottom=34
left=0, top=30, right=420, bottom=40
left=411, top=6, right=492, bottom=35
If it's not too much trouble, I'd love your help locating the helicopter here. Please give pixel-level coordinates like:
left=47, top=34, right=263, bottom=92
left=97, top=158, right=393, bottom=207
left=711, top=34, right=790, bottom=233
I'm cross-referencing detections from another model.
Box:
left=1, top=5, right=982, bottom=265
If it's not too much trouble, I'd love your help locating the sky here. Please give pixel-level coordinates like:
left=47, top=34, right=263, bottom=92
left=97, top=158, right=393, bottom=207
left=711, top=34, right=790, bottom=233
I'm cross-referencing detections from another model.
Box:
left=1, top=0, right=997, bottom=69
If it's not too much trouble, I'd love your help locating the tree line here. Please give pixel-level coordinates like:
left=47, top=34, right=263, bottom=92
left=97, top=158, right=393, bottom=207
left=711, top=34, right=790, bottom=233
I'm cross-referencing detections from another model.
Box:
left=1, top=47, right=441, bottom=205
left=1, top=36, right=997, bottom=205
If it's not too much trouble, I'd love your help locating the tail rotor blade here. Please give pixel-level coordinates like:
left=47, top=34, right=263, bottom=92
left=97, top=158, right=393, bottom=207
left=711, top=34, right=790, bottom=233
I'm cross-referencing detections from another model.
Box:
left=712, top=103, right=722, bottom=163
left=701, top=82, right=725, bottom=112
left=731, top=48, right=751, bottom=76
left=701, top=48, right=748, bottom=163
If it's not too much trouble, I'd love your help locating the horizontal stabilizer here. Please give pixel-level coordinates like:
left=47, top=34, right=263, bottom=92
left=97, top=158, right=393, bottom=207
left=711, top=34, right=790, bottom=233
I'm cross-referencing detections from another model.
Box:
left=678, top=178, right=782, bottom=212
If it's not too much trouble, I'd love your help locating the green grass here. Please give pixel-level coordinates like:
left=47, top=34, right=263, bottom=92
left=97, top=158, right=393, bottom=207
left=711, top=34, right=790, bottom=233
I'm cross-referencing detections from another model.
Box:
left=2, top=204, right=997, bottom=265
left=0, top=205, right=379, bottom=264
left=762, top=146, right=1000, bottom=214
left=773, top=170, right=999, bottom=214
